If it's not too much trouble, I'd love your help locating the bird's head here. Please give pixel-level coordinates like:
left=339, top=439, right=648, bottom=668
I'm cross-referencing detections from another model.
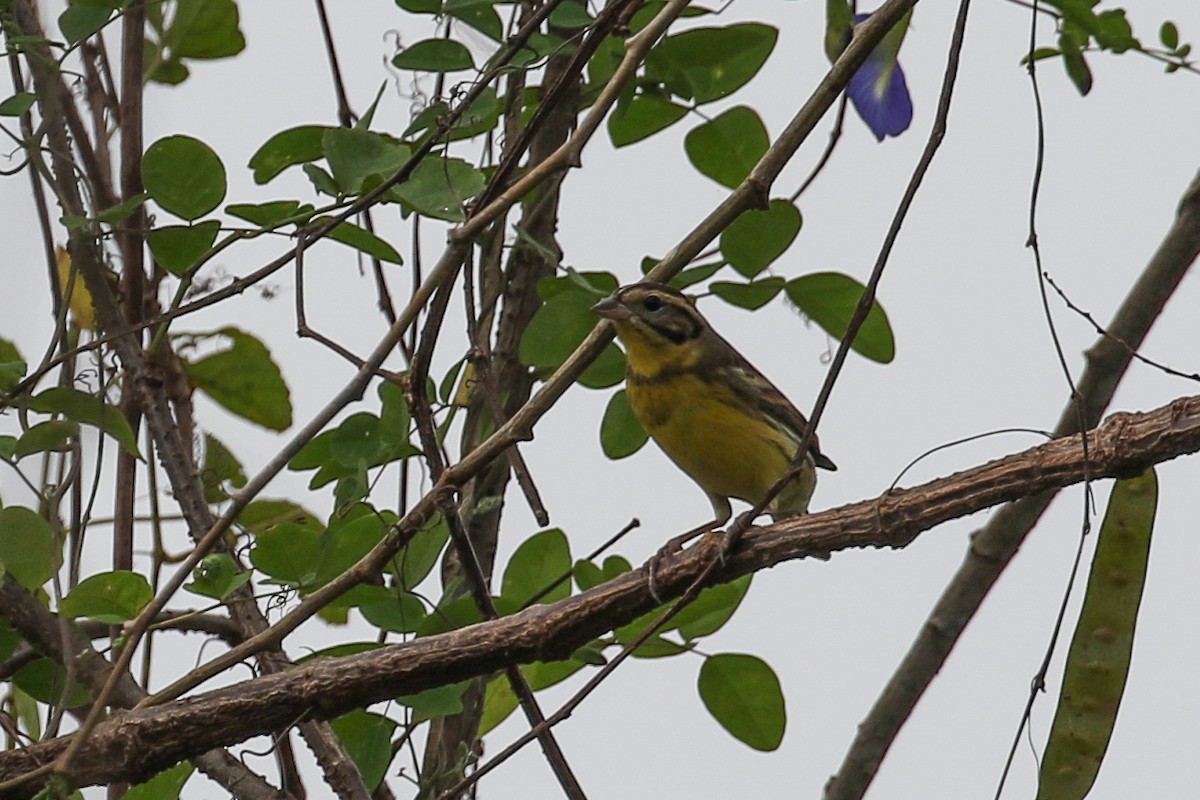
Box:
left=592, top=282, right=707, bottom=372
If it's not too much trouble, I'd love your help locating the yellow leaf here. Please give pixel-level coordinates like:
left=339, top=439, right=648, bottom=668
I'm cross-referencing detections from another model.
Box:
left=55, top=246, right=97, bottom=331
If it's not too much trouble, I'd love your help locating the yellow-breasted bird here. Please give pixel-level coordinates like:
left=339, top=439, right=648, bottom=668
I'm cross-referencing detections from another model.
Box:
left=593, top=282, right=836, bottom=527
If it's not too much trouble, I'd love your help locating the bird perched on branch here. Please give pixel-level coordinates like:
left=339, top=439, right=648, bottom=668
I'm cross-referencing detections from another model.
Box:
left=593, top=282, right=836, bottom=531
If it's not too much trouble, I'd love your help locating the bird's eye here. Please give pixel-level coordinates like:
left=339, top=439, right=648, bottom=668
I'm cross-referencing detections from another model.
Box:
left=643, top=294, right=663, bottom=312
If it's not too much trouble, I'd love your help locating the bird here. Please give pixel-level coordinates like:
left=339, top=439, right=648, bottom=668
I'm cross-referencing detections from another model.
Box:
left=592, top=282, right=836, bottom=533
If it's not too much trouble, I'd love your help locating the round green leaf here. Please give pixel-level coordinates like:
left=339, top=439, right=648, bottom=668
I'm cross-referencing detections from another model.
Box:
left=710, top=277, right=786, bottom=310
left=521, top=288, right=614, bottom=381
left=721, top=199, right=803, bottom=278
left=392, top=514, right=450, bottom=590
left=361, top=592, right=427, bottom=633
left=13, top=658, right=91, bottom=708
left=785, top=272, right=895, bottom=363
left=672, top=575, right=752, bottom=640
left=331, top=710, right=397, bottom=791
left=249, top=125, right=332, bottom=184
left=59, top=570, right=152, bottom=623
left=392, top=39, right=475, bottom=72
left=646, top=23, right=778, bottom=104
left=0, top=507, right=58, bottom=590
left=698, top=653, right=786, bottom=751
left=142, top=135, right=227, bottom=221
left=28, top=386, right=141, bottom=458
left=600, top=389, right=648, bottom=459
left=185, top=553, right=252, bottom=600
left=59, top=4, right=112, bottom=45
left=251, top=522, right=321, bottom=586
left=13, top=420, right=79, bottom=458
left=124, top=763, right=194, bottom=800
left=181, top=328, right=293, bottom=431
left=501, top=528, right=572, bottom=606
left=608, top=95, right=689, bottom=147
left=685, top=106, right=768, bottom=189
left=147, top=221, right=220, bottom=276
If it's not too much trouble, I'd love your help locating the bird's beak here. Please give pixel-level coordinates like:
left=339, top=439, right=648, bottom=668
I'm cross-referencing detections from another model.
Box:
left=591, top=295, right=631, bottom=321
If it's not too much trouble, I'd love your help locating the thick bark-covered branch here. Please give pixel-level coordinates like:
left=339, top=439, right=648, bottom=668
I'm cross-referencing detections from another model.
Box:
left=1, top=395, right=1196, bottom=795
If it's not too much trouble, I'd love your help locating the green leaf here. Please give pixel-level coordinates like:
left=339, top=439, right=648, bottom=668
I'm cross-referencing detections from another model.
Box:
left=378, top=380, right=417, bottom=455
left=548, top=3, right=593, bottom=28
left=143, top=135, right=227, bottom=221
left=249, top=125, right=333, bottom=184
left=668, top=261, right=726, bottom=290
left=392, top=513, right=450, bottom=590
left=251, top=522, right=321, bottom=586
left=573, top=555, right=631, bottom=592
left=647, top=23, right=778, bottom=104
left=416, top=594, right=482, bottom=637
left=672, top=575, right=751, bottom=640
left=396, top=0, right=441, bottom=12
left=479, top=674, right=519, bottom=735
left=124, top=762, right=194, bottom=800
left=608, top=95, right=689, bottom=147
left=685, top=106, right=768, bottom=189
left=698, top=653, right=786, bottom=751
left=329, top=412, right=389, bottom=468
left=360, top=592, right=427, bottom=633
left=226, top=200, right=314, bottom=228
left=392, top=38, right=475, bottom=72
left=13, top=420, right=79, bottom=458
left=0, top=92, right=36, bottom=117
left=181, top=328, right=293, bottom=431
left=501, top=528, right=572, bottom=606
left=0, top=507, right=58, bottom=590
left=403, top=88, right=501, bottom=143
left=824, top=0, right=853, bottom=61
left=59, top=4, right=113, bottom=44
left=163, top=0, right=245, bottom=60
left=238, top=499, right=319, bottom=535
left=322, top=128, right=412, bottom=195
left=28, top=387, right=140, bottom=457
left=1160, top=21, right=1179, bottom=50
left=200, top=432, right=247, bottom=503
left=13, top=658, right=90, bottom=708
left=785, top=273, right=895, bottom=363
left=710, top=277, right=786, bottom=310
left=320, top=218, right=404, bottom=264
left=721, top=199, right=802, bottom=278
left=313, top=512, right=390, bottom=586
left=94, top=193, right=151, bottom=225
left=447, top=0, right=504, bottom=41
left=521, top=282, right=626, bottom=388
left=396, top=681, right=469, bottom=721
left=600, top=389, right=648, bottom=459
left=392, top=157, right=486, bottom=222
left=0, top=336, right=27, bottom=392
left=59, top=570, right=152, bottom=623
left=147, top=221, right=220, bottom=276
left=330, top=711, right=397, bottom=791
left=185, top=553, right=251, bottom=600
left=1037, top=469, right=1158, bottom=800
left=1058, top=31, right=1094, bottom=96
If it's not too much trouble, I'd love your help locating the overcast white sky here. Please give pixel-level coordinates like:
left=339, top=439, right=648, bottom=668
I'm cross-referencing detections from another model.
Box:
left=3, top=1, right=1200, bottom=798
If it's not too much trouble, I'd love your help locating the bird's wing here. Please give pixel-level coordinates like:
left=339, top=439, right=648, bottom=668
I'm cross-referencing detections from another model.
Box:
left=704, top=332, right=838, bottom=471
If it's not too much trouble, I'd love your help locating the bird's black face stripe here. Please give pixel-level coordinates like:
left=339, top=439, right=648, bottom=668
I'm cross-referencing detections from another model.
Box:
left=643, top=303, right=700, bottom=345
left=621, top=289, right=704, bottom=345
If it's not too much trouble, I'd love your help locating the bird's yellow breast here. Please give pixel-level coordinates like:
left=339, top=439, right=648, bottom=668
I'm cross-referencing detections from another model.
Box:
left=627, top=372, right=795, bottom=506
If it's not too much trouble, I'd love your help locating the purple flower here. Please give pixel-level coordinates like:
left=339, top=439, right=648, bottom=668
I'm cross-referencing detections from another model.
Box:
left=846, top=12, right=913, bottom=141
